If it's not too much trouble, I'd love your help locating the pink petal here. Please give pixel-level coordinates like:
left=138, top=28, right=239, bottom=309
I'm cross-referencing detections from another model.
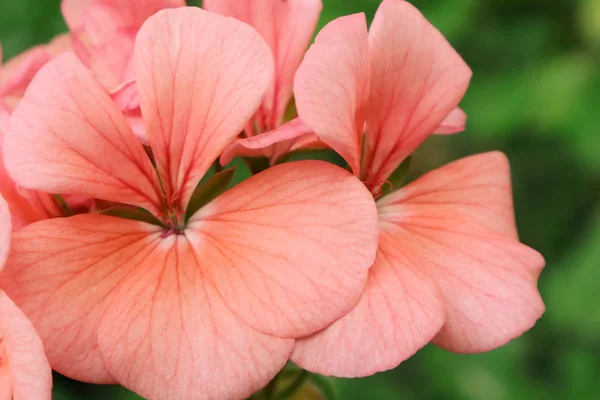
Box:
left=0, top=291, right=52, bottom=400
left=204, top=0, right=322, bottom=130
left=220, top=118, right=314, bottom=165
left=0, top=195, right=9, bottom=270
left=0, top=215, right=164, bottom=383
left=294, top=13, right=369, bottom=177
left=0, top=214, right=292, bottom=398
left=433, top=107, right=467, bottom=135
left=377, top=152, right=545, bottom=352
left=97, top=237, right=293, bottom=400
left=0, top=47, right=50, bottom=99
left=135, top=7, right=274, bottom=210
left=61, top=0, right=94, bottom=28
left=63, top=0, right=184, bottom=89
left=3, top=52, right=163, bottom=214
left=292, top=226, right=445, bottom=377
left=0, top=110, right=60, bottom=228
left=189, top=161, right=379, bottom=338
left=364, top=0, right=472, bottom=183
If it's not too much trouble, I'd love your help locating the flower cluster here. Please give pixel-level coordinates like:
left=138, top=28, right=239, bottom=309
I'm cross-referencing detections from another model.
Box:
left=0, top=1, right=545, bottom=399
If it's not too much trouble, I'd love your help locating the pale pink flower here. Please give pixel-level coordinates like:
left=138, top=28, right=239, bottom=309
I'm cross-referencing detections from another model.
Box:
left=204, top=0, right=325, bottom=165
left=0, top=195, right=53, bottom=400
left=284, top=0, right=545, bottom=376
left=0, top=8, right=378, bottom=399
left=61, top=0, right=185, bottom=141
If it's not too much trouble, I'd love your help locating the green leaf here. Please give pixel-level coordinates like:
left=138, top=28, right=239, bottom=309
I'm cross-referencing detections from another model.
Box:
left=381, top=156, right=412, bottom=197
left=185, top=168, right=235, bottom=220
left=101, top=208, right=163, bottom=227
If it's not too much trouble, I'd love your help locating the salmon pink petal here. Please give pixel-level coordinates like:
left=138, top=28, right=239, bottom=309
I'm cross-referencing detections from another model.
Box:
left=3, top=52, right=162, bottom=214
left=220, top=118, right=314, bottom=165
left=0, top=291, right=52, bottom=400
left=0, top=215, right=165, bottom=383
left=0, top=195, right=9, bottom=269
left=292, top=226, right=445, bottom=377
left=0, top=110, right=60, bottom=228
left=0, top=47, right=49, bottom=99
left=294, top=13, right=369, bottom=177
left=189, top=161, right=379, bottom=337
left=135, top=7, right=274, bottom=209
left=377, top=152, right=545, bottom=353
left=364, top=0, right=472, bottom=183
left=97, top=236, right=293, bottom=400
left=433, top=107, right=467, bottom=134
left=204, top=0, right=322, bottom=130
left=63, top=0, right=184, bottom=89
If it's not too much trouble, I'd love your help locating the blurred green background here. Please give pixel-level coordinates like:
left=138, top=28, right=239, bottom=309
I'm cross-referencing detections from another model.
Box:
left=1, top=0, right=599, bottom=399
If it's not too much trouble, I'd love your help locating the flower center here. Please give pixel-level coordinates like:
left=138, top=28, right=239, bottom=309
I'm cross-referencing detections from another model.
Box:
left=363, top=179, right=392, bottom=200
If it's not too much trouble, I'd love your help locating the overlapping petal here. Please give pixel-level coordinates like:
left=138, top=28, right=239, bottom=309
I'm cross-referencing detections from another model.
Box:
left=189, top=161, right=378, bottom=338
left=62, top=0, right=184, bottom=89
left=220, top=118, right=314, bottom=166
left=294, top=153, right=544, bottom=376
left=204, top=0, right=322, bottom=130
left=0, top=196, right=52, bottom=399
left=363, top=0, right=472, bottom=183
left=0, top=160, right=378, bottom=398
left=135, top=7, right=274, bottom=209
left=377, top=152, right=545, bottom=353
left=0, top=109, right=60, bottom=228
left=3, top=53, right=163, bottom=214
left=292, top=226, right=445, bottom=376
left=433, top=107, right=467, bottom=135
left=294, top=13, right=369, bottom=176
left=0, top=291, right=53, bottom=400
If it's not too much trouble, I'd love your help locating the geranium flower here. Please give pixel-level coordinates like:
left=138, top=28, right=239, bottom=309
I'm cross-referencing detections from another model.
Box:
left=0, top=196, right=53, bottom=400
left=0, top=8, right=378, bottom=399
left=204, top=0, right=325, bottom=165
left=285, top=0, right=545, bottom=376
left=61, top=0, right=185, bottom=141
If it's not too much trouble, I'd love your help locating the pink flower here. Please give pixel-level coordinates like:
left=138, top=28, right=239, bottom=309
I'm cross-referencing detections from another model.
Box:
left=0, top=35, right=71, bottom=111
left=0, top=196, right=53, bottom=400
left=61, top=0, right=185, bottom=142
left=286, top=0, right=545, bottom=376
left=204, top=0, right=325, bottom=165
left=0, top=8, right=378, bottom=399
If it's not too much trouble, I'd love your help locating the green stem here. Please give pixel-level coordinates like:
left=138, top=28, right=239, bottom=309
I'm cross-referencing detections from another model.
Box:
left=275, top=370, right=309, bottom=400
left=245, top=157, right=271, bottom=175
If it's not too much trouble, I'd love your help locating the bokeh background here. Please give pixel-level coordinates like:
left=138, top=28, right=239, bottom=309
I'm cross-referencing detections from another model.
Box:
left=1, top=0, right=599, bottom=399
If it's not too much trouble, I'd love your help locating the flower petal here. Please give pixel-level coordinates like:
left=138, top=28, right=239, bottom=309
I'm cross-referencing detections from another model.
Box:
left=364, top=0, right=472, bottom=183
left=63, top=0, right=184, bottom=89
left=189, top=161, right=379, bottom=338
left=3, top=52, right=162, bottom=214
left=377, top=152, right=545, bottom=352
left=0, top=110, right=60, bottom=229
left=97, top=236, right=293, bottom=400
left=0, top=291, right=52, bottom=400
left=294, top=13, right=369, bottom=176
left=135, top=7, right=273, bottom=210
left=0, top=215, right=164, bottom=383
left=204, top=0, right=322, bottom=130
left=0, top=195, right=9, bottom=272
left=220, top=118, right=314, bottom=165
left=433, top=107, right=467, bottom=135
left=292, top=226, right=445, bottom=377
